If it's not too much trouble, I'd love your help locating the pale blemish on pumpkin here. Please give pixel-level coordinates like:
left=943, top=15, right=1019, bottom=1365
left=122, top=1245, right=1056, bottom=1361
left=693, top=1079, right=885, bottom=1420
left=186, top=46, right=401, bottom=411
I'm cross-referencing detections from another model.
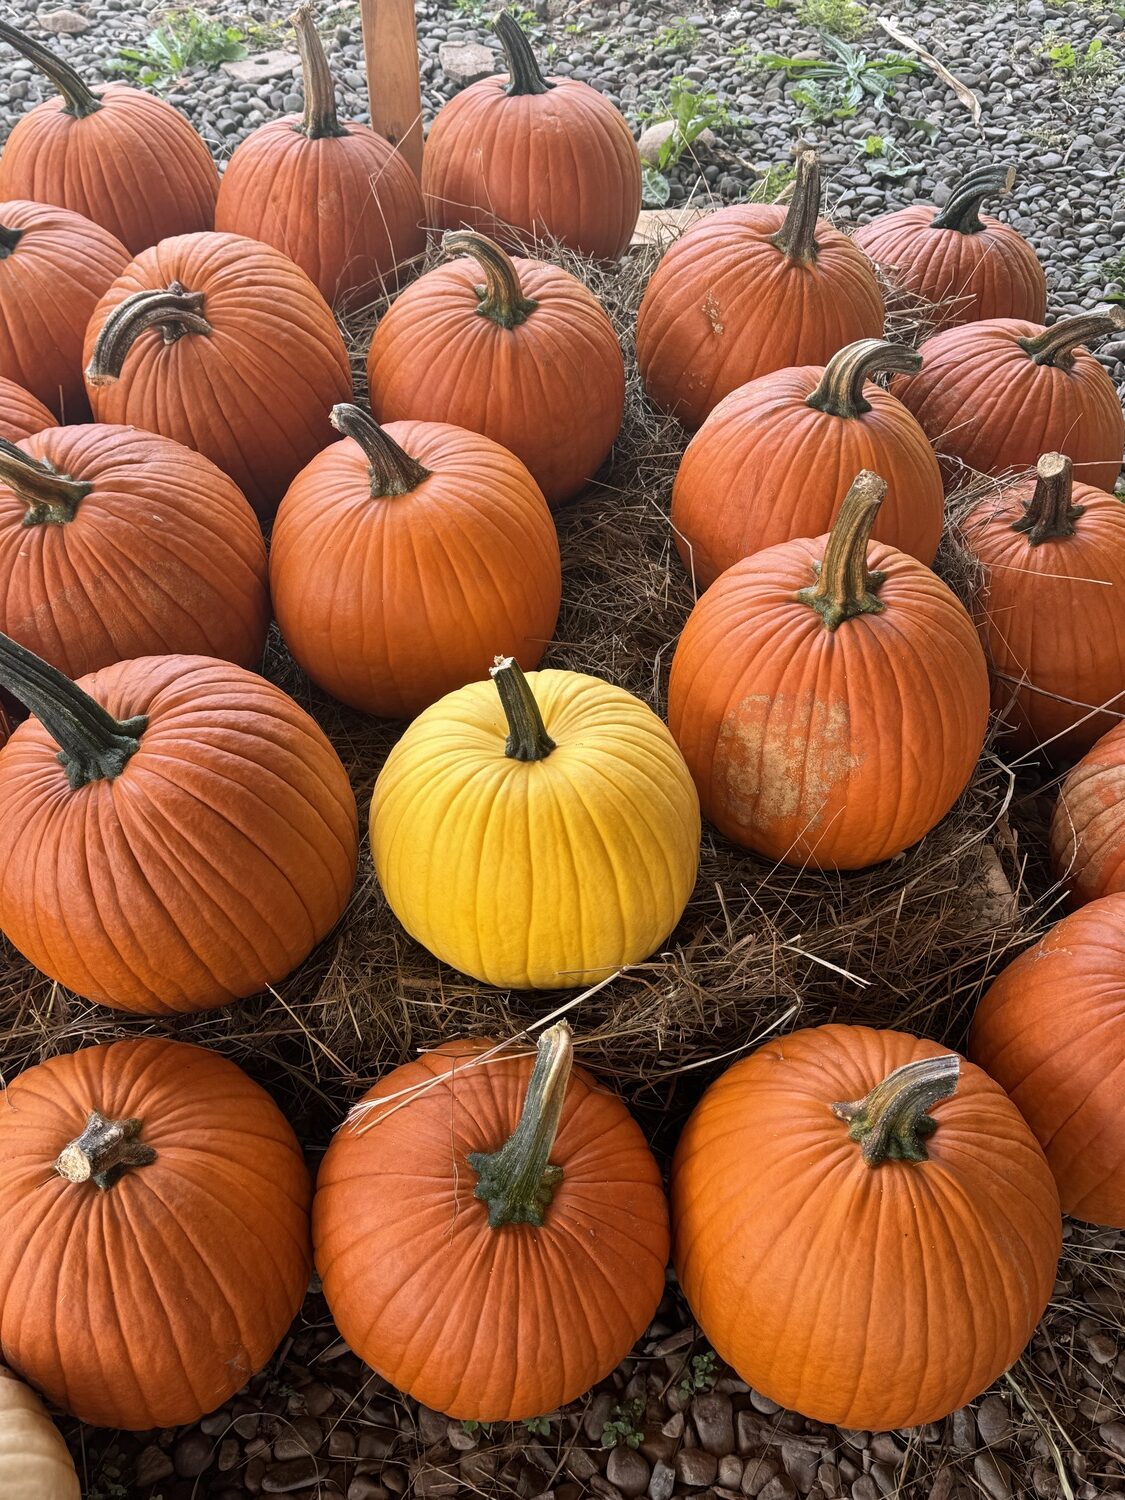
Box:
left=717, top=692, right=861, bottom=832
left=703, top=291, right=724, bottom=336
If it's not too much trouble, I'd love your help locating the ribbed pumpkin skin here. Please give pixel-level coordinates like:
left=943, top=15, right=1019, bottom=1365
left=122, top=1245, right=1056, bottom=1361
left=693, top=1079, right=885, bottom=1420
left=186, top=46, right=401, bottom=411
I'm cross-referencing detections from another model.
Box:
left=0, top=85, right=218, bottom=253
left=314, top=1038, right=669, bottom=1420
left=366, top=257, right=625, bottom=506
left=0, top=655, right=358, bottom=1013
left=672, top=1025, right=1061, bottom=1430
left=672, top=367, right=943, bottom=589
left=960, top=475, right=1125, bottom=759
left=215, top=120, right=425, bottom=308
left=271, top=421, right=561, bottom=718
left=970, top=899, right=1125, bottom=1227
left=0, top=1367, right=79, bottom=1500
left=636, top=206, right=885, bottom=431
left=853, top=208, right=1046, bottom=330
left=0, top=1039, right=311, bottom=1428
left=422, top=80, right=641, bottom=261
left=667, top=539, right=989, bottom=867
left=82, top=232, right=353, bottom=522
left=891, top=319, right=1125, bottom=492
left=0, top=425, right=269, bottom=677
left=0, top=376, right=56, bottom=442
left=0, top=200, right=129, bottom=421
left=371, top=670, right=701, bottom=987
left=1051, top=723, right=1125, bottom=906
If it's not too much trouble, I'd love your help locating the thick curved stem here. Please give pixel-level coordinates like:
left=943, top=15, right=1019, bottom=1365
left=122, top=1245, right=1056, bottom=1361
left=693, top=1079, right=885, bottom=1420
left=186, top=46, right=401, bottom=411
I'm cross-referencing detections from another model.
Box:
left=1012, top=452, right=1084, bottom=545
left=805, top=339, right=922, bottom=419
left=55, top=1111, right=156, bottom=1190
left=930, top=163, right=1016, bottom=234
left=0, top=438, right=92, bottom=526
left=0, top=225, right=23, bottom=261
left=496, top=11, right=553, bottom=96
left=796, top=471, right=888, bottom=630
left=0, top=18, right=102, bottom=117
left=291, top=2, right=345, bottom=139
left=831, top=1053, right=960, bottom=1166
left=468, top=1023, right=572, bottom=1227
left=442, top=231, right=538, bottom=329
left=490, top=656, right=555, bottom=762
left=329, top=404, right=430, bottom=496
left=0, top=632, right=147, bottom=790
left=1018, top=308, right=1125, bottom=370
left=85, top=283, right=211, bottom=386
left=768, top=147, right=821, bottom=264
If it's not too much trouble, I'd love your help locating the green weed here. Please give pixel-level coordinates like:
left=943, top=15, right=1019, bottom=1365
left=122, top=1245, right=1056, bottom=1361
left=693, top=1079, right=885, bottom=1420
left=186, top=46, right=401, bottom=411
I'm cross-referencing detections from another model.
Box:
left=757, top=33, right=917, bottom=119
left=797, top=0, right=869, bottom=37
left=524, top=1415, right=551, bottom=1436
left=601, top=1396, right=646, bottom=1450
left=678, top=1350, right=719, bottom=1399
left=654, top=20, right=700, bottom=51
left=118, top=9, right=257, bottom=83
left=747, top=161, right=798, bottom=201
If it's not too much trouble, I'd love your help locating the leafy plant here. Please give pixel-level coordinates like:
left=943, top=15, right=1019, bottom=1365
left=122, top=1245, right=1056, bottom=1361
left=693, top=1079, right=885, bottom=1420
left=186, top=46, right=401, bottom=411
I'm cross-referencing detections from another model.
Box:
left=460, top=1418, right=493, bottom=1437
left=797, top=0, right=869, bottom=37
left=524, top=1415, right=551, bottom=1436
left=453, top=0, right=535, bottom=21
left=747, top=161, right=798, bottom=201
left=859, top=133, right=920, bottom=178
left=654, top=20, right=700, bottom=51
left=641, top=163, right=671, bottom=208
left=757, top=34, right=918, bottom=120
left=678, top=1350, right=719, bottom=1398
left=650, top=79, right=737, bottom=169
left=601, top=1396, right=646, bottom=1450
left=118, top=10, right=255, bottom=83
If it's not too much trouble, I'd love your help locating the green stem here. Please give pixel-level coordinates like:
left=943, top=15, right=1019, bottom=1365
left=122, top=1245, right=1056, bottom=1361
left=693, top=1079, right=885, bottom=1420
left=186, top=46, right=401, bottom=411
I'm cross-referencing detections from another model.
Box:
left=930, top=163, right=1016, bottom=234
left=805, top=339, right=922, bottom=419
left=468, top=1023, right=572, bottom=1227
left=0, top=225, right=23, bottom=260
left=55, top=1110, right=156, bottom=1190
left=0, top=18, right=102, bottom=118
left=291, top=2, right=346, bottom=139
left=1018, top=307, right=1125, bottom=370
left=796, top=470, right=888, bottom=630
left=1011, top=452, right=1084, bottom=545
left=0, top=631, right=147, bottom=790
left=831, top=1053, right=960, bottom=1166
left=490, top=656, right=555, bottom=762
left=768, top=147, right=821, bottom=264
left=0, top=438, right=92, bottom=526
left=85, top=283, right=212, bottom=386
left=442, top=231, right=538, bottom=329
left=329, top=404, right=430, bottom=496
left=495, top=11, right=553, bottom=96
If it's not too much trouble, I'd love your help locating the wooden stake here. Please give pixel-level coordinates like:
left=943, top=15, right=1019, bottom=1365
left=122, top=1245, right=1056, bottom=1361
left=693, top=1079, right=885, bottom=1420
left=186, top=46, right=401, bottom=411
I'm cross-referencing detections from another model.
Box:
left=360, top=0, right=424, bottom=179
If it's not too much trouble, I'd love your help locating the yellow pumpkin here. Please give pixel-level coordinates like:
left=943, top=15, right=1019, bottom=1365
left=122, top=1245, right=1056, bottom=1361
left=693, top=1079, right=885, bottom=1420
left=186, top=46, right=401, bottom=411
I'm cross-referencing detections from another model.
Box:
left=371, top=657, right=701, bottom=988
left=0, top=1367, right=79, bottom=1500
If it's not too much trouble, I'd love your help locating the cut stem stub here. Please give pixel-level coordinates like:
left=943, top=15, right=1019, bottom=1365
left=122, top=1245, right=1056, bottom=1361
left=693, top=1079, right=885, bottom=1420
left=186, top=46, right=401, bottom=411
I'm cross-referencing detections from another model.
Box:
left=55, top=1110, right=157, bottom=1191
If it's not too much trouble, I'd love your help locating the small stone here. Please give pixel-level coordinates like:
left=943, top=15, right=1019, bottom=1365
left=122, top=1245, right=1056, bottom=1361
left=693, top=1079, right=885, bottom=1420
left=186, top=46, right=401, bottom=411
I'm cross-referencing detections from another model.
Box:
left=976, top=1395, right=1012, bottom=1449
left=741, top=1457, right=780, bottom=1497
left=201, top=1411, right=230, bottom=1436
left=135, top=1446, right=174, bottom=1486
left=649, top=1460, right=675, bottom=1500
left=928, top=1469, right=956, bottom=1500
left=607, top=1446, right=650, bottom=1497
left=974, top=1453, right=1013, bottom=1500
left=781, top=1438, right=819, bottom=1490
left=281, top=92, right=303, bottom=113
left=348, top=1481, right=389, bottom=1500
left=1088, top=1334, right=1117, bottom=1365
left=871, top=1461, right=898, bottom=1496
left=585, top=1391, right=616, bottom=1442
left=693, top=1392, right=735, bottom=1455
left=438, top=41, right=494, bottom=86
left=564, top=1446, right=600, bottom=1483
left=418, top=1406, right=449, bottom=1445
left=818, top=1463, right=843, bottom=1500
left=868, top=1435, right=902, bottom=1465
left=221, top=50, right=297, bottom=84
left=758, top=1478, right=797, bottom=1500
left=661, top=1410, right=685, bottom=1441
left=750, top=1391, right=782, bottom=1415
left=274, top=1417, right=322, bottom=1459
left=262, top=1457, right=329, bottom=1493
left=718, top=1455, right=744, bottom=1488
left=1100, top=1422, right=1125, bottom=1461
left=173, top=1432, right=214, bottom=1479
left=951, top=1408, right=977, bottom=1453
left=36, top=8, right=91, bottom=32
left=851, top=1480, right=879, bottom=1500
left=329, top=1429, right=356, bottom=1458
left=675, top=1448, right=718, bottom=1487
left=218, top=1438, right=241, bottom=1472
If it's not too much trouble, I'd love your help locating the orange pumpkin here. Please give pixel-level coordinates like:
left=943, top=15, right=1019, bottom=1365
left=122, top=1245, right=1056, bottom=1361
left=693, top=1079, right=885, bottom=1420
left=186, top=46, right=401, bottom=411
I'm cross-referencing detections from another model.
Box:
left=0, top=634, right=358, bottom=1014
left=83, top=231, right=352, bottom=522
left=314, top=1022, right=669, bottom=1420
left=970, top=897, right=1125, bottom=1228
left=0, top=199, right=129, bottom=422
left=0, top=376, right=56, bottom=443
left=367, top=231, right=625, bottom=506
left=959, top=453, right=1125, bottom=761
left=853, top=163, right=1046, bottom=330
left=271, top=407, right=561, bottom=717
left=667, top=472, right=989, bottom=868
left=636, top=149, right=884, bottom=430
left=422, top=13, right=641, bottom=261
left=891, top=309, right=1125, bottom=492
left=0, top=1037, right=311, bottom=1427
left=671, top=338, right=943, bottom=590
left=215, top=4, right=425, bottom=308
left=672, top=1024, right=1061, bottom=1429
left=0, top=19, right=218, bottom=253
left=0, top=425, right=269, bottom=678
left=1051, top=722, right=1125, bottom=906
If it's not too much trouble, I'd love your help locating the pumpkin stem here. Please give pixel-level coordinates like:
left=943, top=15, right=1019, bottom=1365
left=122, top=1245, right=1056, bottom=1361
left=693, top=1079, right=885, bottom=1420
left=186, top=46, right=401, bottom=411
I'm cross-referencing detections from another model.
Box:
left=930, top=163, right=1016, bottom=234
left=768, top=147, right=821, bottom=265
left=329, top=403, right=431, bottom=496
left=804, top=339, right=922, bottom=419
left=831, top=1053, right=960, bottom=1166
left=442, top=230, right=539, bottom=329
left=0, top=631, right=147, bottom=789
left=0, top=18, right=102, bottom=118
left=291, top=2, right=346, bottom=140
left=1011, top=452, right=1085, bottom=546
left=85, top=283, right=212, bottom=386
left=496, top=11, right=553, bottom=97
left=1018, top=307, right=1125, bottom=370
left=490, top=655, right=556, bottom=762
left=0, top=225, right=23, bottom=260
left=0, top=438, right=92, bottom=526
left=796, top=470, right=888, bottom=631
left=55, top=1110, right=156, bottom=1191
left=468, top=1023, right=572, bottom=1228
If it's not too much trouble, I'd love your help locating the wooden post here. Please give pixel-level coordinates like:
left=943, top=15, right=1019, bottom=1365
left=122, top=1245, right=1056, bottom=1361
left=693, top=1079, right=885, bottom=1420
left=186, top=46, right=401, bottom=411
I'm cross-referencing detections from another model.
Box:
left=361, top=0, right=424, bottom=180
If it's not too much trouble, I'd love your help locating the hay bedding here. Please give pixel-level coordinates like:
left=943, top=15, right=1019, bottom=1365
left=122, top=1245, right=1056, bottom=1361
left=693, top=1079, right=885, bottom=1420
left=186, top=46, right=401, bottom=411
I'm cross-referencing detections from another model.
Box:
left=0, top=228, right=1121, bottom=1498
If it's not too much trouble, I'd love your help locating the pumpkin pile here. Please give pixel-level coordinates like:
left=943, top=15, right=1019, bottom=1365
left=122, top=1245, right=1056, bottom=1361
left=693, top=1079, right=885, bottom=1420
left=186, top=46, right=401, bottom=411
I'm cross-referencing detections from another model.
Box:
left=0, top=0, right=1122, bottom=1470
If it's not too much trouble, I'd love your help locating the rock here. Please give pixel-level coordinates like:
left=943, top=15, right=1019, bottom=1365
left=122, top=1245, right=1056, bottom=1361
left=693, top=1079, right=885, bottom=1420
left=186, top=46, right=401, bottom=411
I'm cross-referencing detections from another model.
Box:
left=274, top=1417, right=322, bottom=1459
left=675, top=1447, right=718, bottom=1487
left=438, top=41, right=494, bottom=86
left=173, top=1432, right=213, bottom=1479
left=818, top=1463, right=844, bottom=1500
left=348, top=1481, right=389, bottom=1500
left=649, top=1460, right=675, bottom=1500
left=417, top=1406, right=448, bottom=1445
left=781, top=1438, right=819, bottom=1490
left=262, top=1457, right=330, bottom=1493
left=851, top=1479, right=879, bottom=1500
left=951, top=1408, right=977, bottom=1452
left=976, top=1395, right=1012, bottom=1449
left=742, top=1457, right=781, bottom=1496
left=36, top=9, right=91, bottom=32
left=134, top=1445, right=174, bottom=1486
left=329, top=1429, right=356, bottom=1458
left=973, top=1453, right=1013, bottom=1500
left=218, top=1438, right=241, bottom=1471
left=637, top=119, right=717, bottom=165
left=1088, top=1334, right=1117, bottom=1365
left=693, top=1392, right=734, bottom=1455
left=1100, top=1422, right=1125, bottom=1461
left=221, top=50, right=297, bottom=84
left=718, top=1455, right=744, bottom=1488
left=607, top=1446, right=650, bottom=1497
left=758, top=1477, right=797, bottom=1500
